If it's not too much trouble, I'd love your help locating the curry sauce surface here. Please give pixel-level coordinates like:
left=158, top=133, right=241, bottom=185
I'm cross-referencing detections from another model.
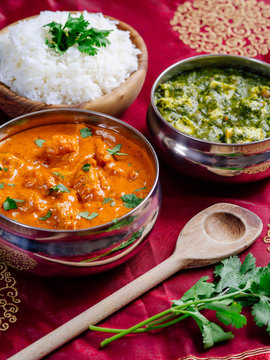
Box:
left=0, top=123, right=155, bottom=230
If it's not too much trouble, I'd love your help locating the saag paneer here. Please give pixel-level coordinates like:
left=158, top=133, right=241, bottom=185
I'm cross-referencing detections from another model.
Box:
left=155, top=68, right=270, bottom=143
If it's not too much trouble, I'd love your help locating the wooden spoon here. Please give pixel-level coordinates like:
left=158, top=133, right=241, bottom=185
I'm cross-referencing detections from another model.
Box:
left=8, top=203, right=263, bottom=360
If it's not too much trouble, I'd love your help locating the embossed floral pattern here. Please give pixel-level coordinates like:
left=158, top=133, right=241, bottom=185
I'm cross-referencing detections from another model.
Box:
left=0, top=263, right=20, bottom=331
left=170, top=0, right=270, bottom=56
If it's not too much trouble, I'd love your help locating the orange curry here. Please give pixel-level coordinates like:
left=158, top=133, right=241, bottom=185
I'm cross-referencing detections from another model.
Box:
left=0, top=123, right=155, bottom=230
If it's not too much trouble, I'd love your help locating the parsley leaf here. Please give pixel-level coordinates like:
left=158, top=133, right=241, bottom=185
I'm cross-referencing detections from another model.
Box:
left=0, top=183, right=4, bottom=189
left=81, top=163, right=91, bottom=172
left=3, top=197, right=25, bottom=210
left=38, top=210, right=52, bottom=221
left=49, top=183, right=70, bottom=194
left=53, top=171, right=65, bottom=179
left=79, top=211, right=99, bottom=220
left=107, top=144, right=128, bottom=156
left=44, top=13, right=112, bottom=55
left=35, top=139, right=45, bottom=147
left=121, top=193, right=144, bottom=208
left=80, top=127, right=92, bottom=138
left=134, top=186, right=147, bottom=192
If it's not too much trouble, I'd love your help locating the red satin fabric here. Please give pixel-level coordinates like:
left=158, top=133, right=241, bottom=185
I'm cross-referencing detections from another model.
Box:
left=0, top=0, right=270, bottom=359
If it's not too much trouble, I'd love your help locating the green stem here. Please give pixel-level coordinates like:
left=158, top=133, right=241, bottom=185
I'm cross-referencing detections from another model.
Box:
left=100, top=308, right=172, bottom=348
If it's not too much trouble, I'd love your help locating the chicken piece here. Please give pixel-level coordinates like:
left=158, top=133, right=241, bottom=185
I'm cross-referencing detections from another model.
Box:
left=40, top=135, right=80, bottom=167
left=103, top=162, right=125, bottom=176
left=128, top=170, right=139, bottom=181
left=52, top=200, right=78, bottom=230
left=0, top=153, right=24, bottom=180
left=94, top=138, right=113, bottom=166
left=23, top=169, right=56, bottom=192
left=43, top=135, right=79, bottom=157
left=72, top=167, right=105, bottom=202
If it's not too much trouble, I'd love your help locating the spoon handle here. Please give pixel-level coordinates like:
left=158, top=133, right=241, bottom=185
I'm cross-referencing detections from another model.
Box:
left=8, top=254, right=185, bottom=360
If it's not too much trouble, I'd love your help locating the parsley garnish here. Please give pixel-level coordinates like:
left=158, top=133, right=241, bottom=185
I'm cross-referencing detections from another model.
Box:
left=134, top=186, right=147, bottom=192
left=44, top=13, right=112, bottom=55
left=80, top=128, right=93, bottom=138
left=107, top=144, right=128, bottom=156
left=35, top=139, right=45, bottom=148
left=90, top=253, right=270, bottom=349
left=103, top=197, right=115, bottom=206
left=3, top=197, right=25, bottom=210
left=121, top=193, right=144, bottom=208
left=79, top=211, right=99, bottom=220
left=0, top=183, right=4, bottom=189
left=49, top=183, right=70, bottom=194
left=38, top=210, right=52, bottom=221
left=53, top=171, right=65, bottom=179
left=81, top=163, right=91, bottom=172
left=8, top=184, right=15, bottom=187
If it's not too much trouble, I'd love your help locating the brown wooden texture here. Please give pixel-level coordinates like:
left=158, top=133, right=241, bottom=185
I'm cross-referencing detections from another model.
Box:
left=0, top=14, right=148, bottom=118
left=8, top=203, right=263, bottom=360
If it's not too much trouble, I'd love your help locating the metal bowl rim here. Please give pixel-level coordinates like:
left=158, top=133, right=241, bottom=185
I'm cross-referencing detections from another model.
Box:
left=0, top=108, right=160, bottom=235
left=150, top=53, right=270, bottom=147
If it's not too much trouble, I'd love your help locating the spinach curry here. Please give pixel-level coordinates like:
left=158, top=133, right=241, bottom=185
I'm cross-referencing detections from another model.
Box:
left=155, top=68, right=270, bottom=143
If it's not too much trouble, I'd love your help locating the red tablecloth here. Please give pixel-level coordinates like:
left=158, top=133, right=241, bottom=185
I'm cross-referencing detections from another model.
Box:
left=0, top=0, right=270, bottom=359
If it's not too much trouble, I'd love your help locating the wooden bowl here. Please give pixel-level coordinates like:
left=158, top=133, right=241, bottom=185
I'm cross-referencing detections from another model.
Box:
left=0, top=14, right=148, bottom=118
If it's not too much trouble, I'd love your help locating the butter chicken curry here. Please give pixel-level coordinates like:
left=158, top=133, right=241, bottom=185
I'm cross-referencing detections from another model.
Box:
left=0, top=124, right=155, bottom=230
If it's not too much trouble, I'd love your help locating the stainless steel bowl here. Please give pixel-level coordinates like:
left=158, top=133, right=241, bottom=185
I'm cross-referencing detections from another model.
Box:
left=147, top=54, right=270, bottom=183
left=0, top=109, right=160, bottom=276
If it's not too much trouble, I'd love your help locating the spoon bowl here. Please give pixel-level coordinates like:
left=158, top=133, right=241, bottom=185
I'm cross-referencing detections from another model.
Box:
left=174, top=203, right=262, bottom=267
left=8, top=203, right=263, bottom=360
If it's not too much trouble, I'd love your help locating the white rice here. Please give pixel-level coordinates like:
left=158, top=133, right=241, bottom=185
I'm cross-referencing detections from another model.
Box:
left=0, top=11, right=141, bottom=104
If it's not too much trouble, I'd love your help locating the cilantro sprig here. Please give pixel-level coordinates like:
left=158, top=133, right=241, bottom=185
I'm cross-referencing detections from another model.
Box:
left=121, top=193, right=144, bottom=208
left=3, top=197, right=25, bottom=210
left=79, top=211, right=99, bottom=220
left=90, top=253, right=270, bottom=349
left=48, top=183, right=70, bottom=194
left=44, top=13, right=112, bottom=56
left=107, top=144, right=128, bottom=156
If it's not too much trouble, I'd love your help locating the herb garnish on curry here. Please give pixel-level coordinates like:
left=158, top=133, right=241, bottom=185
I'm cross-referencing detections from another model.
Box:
left=155, top=68, right=270, bottom=143
left=0, top=124, right=155, bottom=230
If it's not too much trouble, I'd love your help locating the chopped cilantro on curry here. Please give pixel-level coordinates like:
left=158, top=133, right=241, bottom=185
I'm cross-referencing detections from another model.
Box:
left=155, top=68, right=270, bottom=143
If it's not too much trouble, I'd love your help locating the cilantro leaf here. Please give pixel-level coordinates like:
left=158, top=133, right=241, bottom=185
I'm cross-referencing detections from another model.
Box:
left=44, top=13, right=112, bottom=56
left=121, top=193, right=144, bottom=209
left=240, top=252, right=256, bottom=274
left=205, top=301, right=246, bottom=329
left=214, top=255, right=243, bottom=292
left=3, top=197, right=25, bottom=210
left=80, top=128, right=92, bottom=138
left=81, top=163, right=91, bottom=172
left=103, top=197, right=114, bottom=204
left=175, top=276, right=215, bottom=303
left=134, top=186, right=147, bottom=192
left=0, top=183, right=4, bottom=189
left=53, top=171, right=65, bottom=179
left=38, top=210, right=52, bottom=221
left=107, top=144, right=128, bottom=156
left=252, top=296, right=270, bottom=334
left=35, top=139, right=45, bottom=147
left=186, top=309, right=234, bottom=348
left=79, top=211, right=99, bottom=220
left=49, top=183, right=70, bottom=194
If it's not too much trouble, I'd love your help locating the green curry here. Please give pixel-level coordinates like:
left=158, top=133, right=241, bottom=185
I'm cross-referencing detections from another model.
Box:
left=155, top=68, right=270, bottom=143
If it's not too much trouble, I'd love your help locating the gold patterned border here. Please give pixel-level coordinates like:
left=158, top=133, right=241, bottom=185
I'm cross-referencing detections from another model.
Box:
left=170, top=0, right=270, bottom=57
left=0, top=262, right=20, bottom=331
left=263, top=224, right=270, bottom=251
left=178, top=346, right=270, bottom=360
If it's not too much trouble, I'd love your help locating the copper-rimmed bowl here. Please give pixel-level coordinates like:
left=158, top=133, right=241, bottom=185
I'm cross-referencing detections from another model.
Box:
left=0, top=109, right=160, bottom=276
left=0, top=13, right=148, bottom=118
left=147, top=54, right=270, bottom=183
